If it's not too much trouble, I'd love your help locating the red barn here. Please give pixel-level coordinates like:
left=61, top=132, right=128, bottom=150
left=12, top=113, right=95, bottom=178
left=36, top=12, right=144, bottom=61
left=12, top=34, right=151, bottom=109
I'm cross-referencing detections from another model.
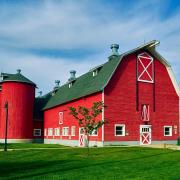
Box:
left=43, top=40, right=180, bottom=146
left=0, top=40, right=179, bottom=146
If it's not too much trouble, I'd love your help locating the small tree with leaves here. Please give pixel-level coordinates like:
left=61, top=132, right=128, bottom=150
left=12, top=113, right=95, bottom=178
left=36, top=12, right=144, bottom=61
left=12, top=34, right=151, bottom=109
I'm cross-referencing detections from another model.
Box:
left=69, top=101, right=106, bottom=153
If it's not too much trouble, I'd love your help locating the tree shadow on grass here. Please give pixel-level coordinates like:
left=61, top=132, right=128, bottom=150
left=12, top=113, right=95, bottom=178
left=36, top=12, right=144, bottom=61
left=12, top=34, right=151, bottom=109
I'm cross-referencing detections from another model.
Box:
left=0, top=150, right=179, bottom=180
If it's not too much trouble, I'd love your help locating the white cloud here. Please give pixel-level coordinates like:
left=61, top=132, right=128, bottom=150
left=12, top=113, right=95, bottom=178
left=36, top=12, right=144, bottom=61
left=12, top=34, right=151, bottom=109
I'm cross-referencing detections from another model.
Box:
left=0, top=0, right=179, bottom=94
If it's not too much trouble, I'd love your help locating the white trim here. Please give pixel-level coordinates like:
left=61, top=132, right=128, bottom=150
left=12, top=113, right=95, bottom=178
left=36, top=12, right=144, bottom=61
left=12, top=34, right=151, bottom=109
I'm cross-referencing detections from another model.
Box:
left=33, top=129, right=41, bottom=136
left=102, top=90, right=104, bottom=143
left=137, top=52, right=154, bottom=83
left=166, top=66, right=180, bottom=96
left=115, top=124, right=125, bottom=136
left=164, top=126, right=172, bottom=136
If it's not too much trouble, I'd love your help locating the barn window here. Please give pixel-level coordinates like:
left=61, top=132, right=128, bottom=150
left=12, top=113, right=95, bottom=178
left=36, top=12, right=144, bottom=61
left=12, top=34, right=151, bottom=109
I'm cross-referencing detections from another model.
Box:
left=90, top=129, right=98, bottom=136
left=69, top=82, right=73, bottom=88
left=93, top=70, right=98, bottom=77
left=141, top=104, right=150, bottom=121
left=115, top=124, right=125, bottom=136
left=59, top=112, right=63, bottom=124
left=164, top=126, right=172, bottom=136
left=62, top=127, right=69, bottom=136
left=71, top=126, right=76, bottom=136
left=48, top=128, right=53, bottom=136
left=44, top=129, right=47, bottom=136
left=137, top=52, right=154, bottom=83
left=54, top=128, right=60, bottom=136
left=33, top=129, right=41, bottom=136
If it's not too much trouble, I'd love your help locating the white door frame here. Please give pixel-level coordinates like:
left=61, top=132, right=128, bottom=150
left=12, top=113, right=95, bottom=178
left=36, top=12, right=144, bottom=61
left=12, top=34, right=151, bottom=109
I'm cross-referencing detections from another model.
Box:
left=79, top=127, right=85, bottom=147
left=140, top=125, right=152, bottom=145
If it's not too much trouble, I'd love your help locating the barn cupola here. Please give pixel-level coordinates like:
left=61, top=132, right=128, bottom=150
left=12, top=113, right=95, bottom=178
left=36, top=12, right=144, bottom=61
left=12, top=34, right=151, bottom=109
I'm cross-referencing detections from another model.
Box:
left=68, top=70, right=76, bottom=88
left=52, top=80, right=60, bottom=96
left=109, top=44, right=119, bottom=61
left=111, top=44, right=119, bottom=56
left=17, top=69, right=21, bottom=74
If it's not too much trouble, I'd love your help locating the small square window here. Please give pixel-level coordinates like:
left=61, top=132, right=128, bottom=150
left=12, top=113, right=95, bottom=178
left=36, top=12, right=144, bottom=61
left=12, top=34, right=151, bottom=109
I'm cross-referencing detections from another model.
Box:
left=48, top=128, right=53, bottom=136
left=164, top=126, right=172, bottom=136
left=115, top=125, right=125, bottom=136
left=93, top=70, right=98, bottom=77
left=71, top=126, right=76, bottom=136
left=69, top=82, right=73, bottom=88
left=33, top=129, right=41, bottom=136
left=54, top=128, right=60, bottom=136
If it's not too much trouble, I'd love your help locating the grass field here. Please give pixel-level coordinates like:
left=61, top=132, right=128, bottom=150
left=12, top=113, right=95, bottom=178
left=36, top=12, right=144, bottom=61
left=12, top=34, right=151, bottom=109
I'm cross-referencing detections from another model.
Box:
left=0, top=144, right=180, bottom=180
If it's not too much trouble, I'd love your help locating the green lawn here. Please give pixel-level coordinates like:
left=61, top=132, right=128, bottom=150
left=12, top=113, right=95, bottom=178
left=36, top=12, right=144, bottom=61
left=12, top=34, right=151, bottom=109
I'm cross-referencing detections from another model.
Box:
left=0, top=144, right=180, bottom=180
left=0, top=143, right=67, bottom=149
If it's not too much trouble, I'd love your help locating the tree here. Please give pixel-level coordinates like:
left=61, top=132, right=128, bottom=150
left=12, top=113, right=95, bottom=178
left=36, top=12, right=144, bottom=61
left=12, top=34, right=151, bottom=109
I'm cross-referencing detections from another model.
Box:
left=69, top=101, right=106, bottom=154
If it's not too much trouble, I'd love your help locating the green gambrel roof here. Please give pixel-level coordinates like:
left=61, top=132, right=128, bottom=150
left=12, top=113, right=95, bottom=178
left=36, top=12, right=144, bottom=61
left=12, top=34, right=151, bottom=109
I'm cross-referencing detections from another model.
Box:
left=1, top=72, right=36, bottom=86
left=43, top=55, right=121, bottom=110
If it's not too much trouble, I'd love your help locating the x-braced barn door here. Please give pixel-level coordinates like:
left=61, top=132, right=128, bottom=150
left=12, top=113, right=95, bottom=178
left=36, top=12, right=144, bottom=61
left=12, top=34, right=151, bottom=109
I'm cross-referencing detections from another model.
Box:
left=140, top=125, right=152, bottom=145
left=79, top=128, right=85, bottom=147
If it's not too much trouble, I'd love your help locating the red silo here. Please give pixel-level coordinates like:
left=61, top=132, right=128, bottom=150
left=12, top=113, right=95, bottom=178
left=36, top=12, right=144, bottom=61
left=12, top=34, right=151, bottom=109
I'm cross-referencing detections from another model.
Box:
left=0, top=70, right=36, bottom=143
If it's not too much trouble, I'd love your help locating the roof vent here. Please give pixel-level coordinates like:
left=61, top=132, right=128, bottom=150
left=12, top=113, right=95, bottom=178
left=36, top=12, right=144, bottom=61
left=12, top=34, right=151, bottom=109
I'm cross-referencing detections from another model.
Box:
left=55, top=80, right=60, bottom=87
left=17, top=69, right=21, bottom=74
left=69, top=70, right=76, bottom=81
left=38, top=91, right=42, bottom=97
left=53, top=80, right=60, bottom=91
left=111, top=44, right=119, bottom=56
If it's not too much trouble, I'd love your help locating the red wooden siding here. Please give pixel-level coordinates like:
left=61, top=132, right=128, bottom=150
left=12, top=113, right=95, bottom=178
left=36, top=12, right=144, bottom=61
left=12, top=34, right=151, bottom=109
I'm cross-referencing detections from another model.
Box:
left=104, top=52, right=179, bottom=142
left=0, top=82, right=35, bottom=139
left=44, top=92, right=102, bottom=142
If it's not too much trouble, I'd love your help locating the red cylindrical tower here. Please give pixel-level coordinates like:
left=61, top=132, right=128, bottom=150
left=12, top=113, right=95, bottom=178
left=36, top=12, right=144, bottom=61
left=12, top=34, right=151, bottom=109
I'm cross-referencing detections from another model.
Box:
left=0, top=70, right=36, bottom=143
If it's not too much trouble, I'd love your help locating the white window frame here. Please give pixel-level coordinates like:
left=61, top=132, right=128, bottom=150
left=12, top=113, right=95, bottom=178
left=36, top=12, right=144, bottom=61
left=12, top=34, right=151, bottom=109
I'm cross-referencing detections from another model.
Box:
left=115, top=124, right=125, bottom=136
left=62, top=127, right=69, bottom=136
left=69, top=82, right=73, bottom=88
left=164, top=126, right=172, bottom=136
left=90, top=129, right=98, bottom=136
left=71, top=126, right=76, bottom=136
left=59, top=112, right=63, bottom=124
left=33, top=129, right=41, bottom=136
left=137, top=52, right=154, bottom=83
left=54, top=128, right=60, bottom=136
left=93, top=70, right=98, bottom=77
left=48, top=128, right=53, bottom=136
left=44, top=128, right=47, bottom=136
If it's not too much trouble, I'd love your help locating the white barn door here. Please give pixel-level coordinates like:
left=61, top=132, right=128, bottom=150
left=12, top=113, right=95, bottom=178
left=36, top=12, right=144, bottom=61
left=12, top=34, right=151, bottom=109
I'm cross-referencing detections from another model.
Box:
left=79, top=128, right=85, bottom=147
left=140, top=125, right=152, bottom=145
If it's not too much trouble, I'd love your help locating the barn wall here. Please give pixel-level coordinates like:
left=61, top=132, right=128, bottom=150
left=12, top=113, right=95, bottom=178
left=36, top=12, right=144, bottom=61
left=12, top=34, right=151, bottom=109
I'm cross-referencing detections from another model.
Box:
left=44, top=92, right=102, bottom=146
left=0, top=82, right=35, bottom=141
left=33, top=120, right=44, bottom=142
left=104, top=51, right=179, bottom=144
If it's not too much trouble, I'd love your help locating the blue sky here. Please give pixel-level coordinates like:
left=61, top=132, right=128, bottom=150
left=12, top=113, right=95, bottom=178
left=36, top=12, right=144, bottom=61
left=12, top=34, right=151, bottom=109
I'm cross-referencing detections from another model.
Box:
left=0, top=0, right=180, bottom=95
